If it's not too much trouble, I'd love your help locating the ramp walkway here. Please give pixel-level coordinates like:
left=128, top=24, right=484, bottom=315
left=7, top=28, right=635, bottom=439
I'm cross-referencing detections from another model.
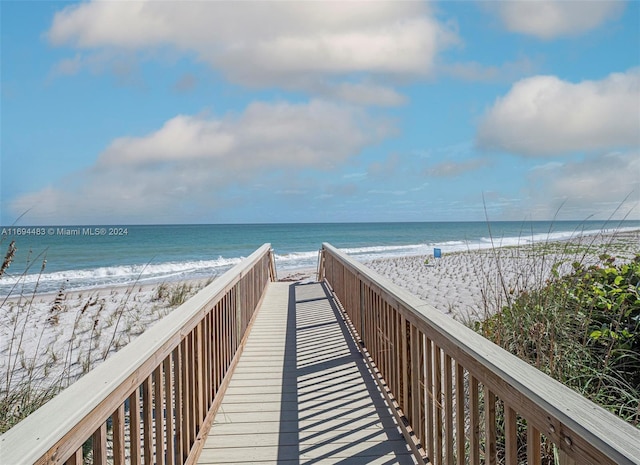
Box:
left=6, top=244, right=636, bottom=465
left=197, top=281, right=416, bottom=464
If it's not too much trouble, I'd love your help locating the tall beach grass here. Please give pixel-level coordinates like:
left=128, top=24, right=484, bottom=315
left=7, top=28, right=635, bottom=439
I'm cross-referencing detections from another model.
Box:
left=0, top=238, right=207, bottom=433
left=472, top=227, right=639, bottom=463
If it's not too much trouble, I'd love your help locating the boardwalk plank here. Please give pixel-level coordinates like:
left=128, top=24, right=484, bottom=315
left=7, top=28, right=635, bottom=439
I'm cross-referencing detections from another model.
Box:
left=197, top=282, right=417, bottom=465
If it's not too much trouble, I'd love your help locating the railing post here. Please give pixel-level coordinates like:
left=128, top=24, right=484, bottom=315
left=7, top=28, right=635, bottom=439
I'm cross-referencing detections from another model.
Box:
left=317, top=247, right=325, bottom=281
left=269, top=248, right=278, bottom=282
left=0, top=244, right=275, bottom=465
left=236, top=280, right=242, bottom=342
left=317, top=242, right=640, bottom=465
left=359, top=280, right=365, bottom=345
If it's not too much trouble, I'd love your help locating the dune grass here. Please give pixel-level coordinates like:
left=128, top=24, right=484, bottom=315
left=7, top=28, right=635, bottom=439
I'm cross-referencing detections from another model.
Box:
left=0, top=238, right=206, bottom=433
left=472, top=230, right=639, bottom=463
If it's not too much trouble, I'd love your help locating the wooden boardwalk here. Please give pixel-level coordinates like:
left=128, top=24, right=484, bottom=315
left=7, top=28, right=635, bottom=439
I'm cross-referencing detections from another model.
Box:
left=197, top=281, right=417, bottom=465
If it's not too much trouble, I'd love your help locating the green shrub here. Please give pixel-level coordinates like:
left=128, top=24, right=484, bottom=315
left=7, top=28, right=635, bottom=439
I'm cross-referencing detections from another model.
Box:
left=477, top=254, right=640, bottom=426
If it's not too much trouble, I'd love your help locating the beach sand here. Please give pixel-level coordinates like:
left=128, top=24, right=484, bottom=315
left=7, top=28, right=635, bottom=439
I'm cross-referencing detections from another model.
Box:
left=0, top=278, right=210, bottom=394
left=2, top=230, right=638, bottom=397
left=280, top=230, right=640, bottom=321
left=365, top=229, right=640, bottom=322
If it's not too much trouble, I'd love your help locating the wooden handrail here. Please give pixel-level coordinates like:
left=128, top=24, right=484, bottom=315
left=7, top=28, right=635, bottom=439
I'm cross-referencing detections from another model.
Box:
left=319, top=242, right=640, bottom=465
left=1, top=244, right=276, bottom=465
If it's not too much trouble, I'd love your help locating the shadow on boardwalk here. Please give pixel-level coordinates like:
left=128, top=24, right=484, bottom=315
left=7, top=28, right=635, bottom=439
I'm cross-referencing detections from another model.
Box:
left=198, top=281, right=416, bottom=465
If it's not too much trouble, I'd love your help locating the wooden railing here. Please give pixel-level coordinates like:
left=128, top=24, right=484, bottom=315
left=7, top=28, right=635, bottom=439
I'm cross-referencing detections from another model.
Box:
left=318, top=243, right=640, bottom=465
left=1, top=244, right=275, bottom=465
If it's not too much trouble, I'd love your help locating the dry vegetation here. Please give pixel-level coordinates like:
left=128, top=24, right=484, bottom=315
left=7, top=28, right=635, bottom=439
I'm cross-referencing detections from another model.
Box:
left=0, top=239, right=212, bottom=433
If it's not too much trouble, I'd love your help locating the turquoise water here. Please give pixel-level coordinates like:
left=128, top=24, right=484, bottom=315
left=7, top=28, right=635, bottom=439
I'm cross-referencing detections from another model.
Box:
left=1, top=221, right=638, bottom=295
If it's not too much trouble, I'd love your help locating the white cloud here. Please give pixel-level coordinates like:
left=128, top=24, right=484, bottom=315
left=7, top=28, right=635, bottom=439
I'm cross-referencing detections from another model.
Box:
left=525, top=151, right=640, bottom=219
left=477, top=69, right=640, bottom=156
left=10, top=100, right=393, bottom=224
left=487, top=0, right=625, bottom=39
left=99, top=100, right=389, bottom=169
left=326, top=82, right=406, bottom=107
left=47, top=1, right=457, bottom=90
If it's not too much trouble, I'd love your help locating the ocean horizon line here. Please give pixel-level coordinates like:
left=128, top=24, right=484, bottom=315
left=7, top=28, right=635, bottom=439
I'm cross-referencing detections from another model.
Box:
left=1, top=221, right=639, bottom=296
left=4, top=218, right=640, bottom=228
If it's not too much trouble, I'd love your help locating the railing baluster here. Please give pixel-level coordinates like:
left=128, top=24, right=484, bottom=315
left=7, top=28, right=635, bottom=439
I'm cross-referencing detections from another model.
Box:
left=444, top=354, right=454, bottom=465
left=187, top=332, right=197, bottom=444
left=401, top=316, right=409, bottom=417
left=164, top=355, right=175, bottom=465
left=112, top=403, right=126, bottom=465
left=142, top=375, right=153, bottom=465
left=485, top=387, right=497, bottom=465
left=205, top=310, right=212, bottom=407
left=527, top=423, right=541, bottom=464
left=224, top=295, right=230, bottom=374
left=505, top=405, right=518, bottom=464
left=382, top=301, right=391, bottom=379
left=425, top=336, right=434, bottom=461
left=469, top=376, right=480, bottom=465
left=154, top=364, right=165, bottom=465
left=130, top=387, right=141, bottom=465
left=365, top=287, right=372, bottom=352
left=420, top=330, right=427, bottom=455
left=3, top=244, right=274, bottom=465
left=434, top=343, right=443, bottom=465
left=410, top=324, right=420, bottom=436
left=173, top=346, right=183, bottom=463
left=180, top=338, right=190, bottom=461
left=215, top=300, right=221, bottom=393
left=195, top=322, right=204, bottom=432
left=317, top=242, right=640, bottom=465
left=393, top=308, right=400, bottom=399
left=92, top=423, right=107, bottom=465
left=455, top=363, right=465, bottom=465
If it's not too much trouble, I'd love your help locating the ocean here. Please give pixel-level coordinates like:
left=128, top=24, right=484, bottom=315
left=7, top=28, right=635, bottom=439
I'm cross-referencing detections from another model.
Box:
left=1, top=221, right=639, bottom=296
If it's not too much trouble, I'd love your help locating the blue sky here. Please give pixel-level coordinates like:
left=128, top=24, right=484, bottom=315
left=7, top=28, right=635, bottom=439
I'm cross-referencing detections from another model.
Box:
left=1, top=1, right=638, bottom=225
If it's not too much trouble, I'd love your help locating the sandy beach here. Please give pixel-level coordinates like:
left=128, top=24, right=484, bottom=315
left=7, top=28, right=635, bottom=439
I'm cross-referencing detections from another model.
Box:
left=2, top=229, right=638, bottom=400
left=280, top=230, right=640, bottom=322
left=365, top=229, right=640, bottom=322
left=0, top=278, right=210, bottom=397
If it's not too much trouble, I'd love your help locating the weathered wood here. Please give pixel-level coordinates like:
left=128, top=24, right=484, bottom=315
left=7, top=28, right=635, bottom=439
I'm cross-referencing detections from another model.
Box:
left=164, top=355, right=175, bottom=465
left=410, top=324, right=420, bottom=437
left=92, top=424, right=107, bottom=465
left=425, top=336, right=434, bottom=461
left=485, top=388, right=497, bottom=465
left=130, top=388, right=141, bottom=465
left=180, top=338, right=190, bottom=461
left=433, top=341, right=443, bottom=465
left=505, top=405, right=518, bottom=465
left=0, top=244, right=274, bottom=465
left=64, top=448, right=82, bottom=465
left=142, top=376, right=153, bottom=465
left=319, top=243, right=640, bottom=465
left=444, top=354, right=454, bottom=465
left=469, top=376, right=480, bottom=465
left=528, top=423, right=542, bottom=464
left=455, top=363, right=465, bottom=465
left=154, top=364, right=165, bottom=465
left=198, top=282, right=416, bottom=465
left=112, top=403, right=126, bottom=465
